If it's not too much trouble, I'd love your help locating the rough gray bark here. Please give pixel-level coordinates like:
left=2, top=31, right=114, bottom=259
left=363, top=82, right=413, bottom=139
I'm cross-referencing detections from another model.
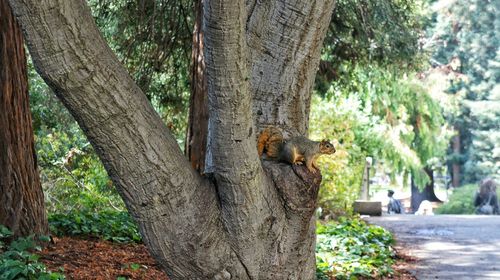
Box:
left=203, top=1, right=265, bottom=277
left=8, top=0, right=335, bottom=279
left=247, top=1, right=335, bottom=136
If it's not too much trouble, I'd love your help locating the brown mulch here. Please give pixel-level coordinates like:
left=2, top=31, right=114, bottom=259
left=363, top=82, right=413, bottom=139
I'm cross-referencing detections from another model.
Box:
left=40, top=237, right=168, bottom=280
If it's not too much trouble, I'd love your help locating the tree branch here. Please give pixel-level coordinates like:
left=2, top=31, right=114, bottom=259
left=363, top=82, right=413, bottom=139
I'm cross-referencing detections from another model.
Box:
left=204, top=0, right=258, bottom=173
left=203, top=0, right=273, bottom=277
left=246, top=0, right=336, bottom=135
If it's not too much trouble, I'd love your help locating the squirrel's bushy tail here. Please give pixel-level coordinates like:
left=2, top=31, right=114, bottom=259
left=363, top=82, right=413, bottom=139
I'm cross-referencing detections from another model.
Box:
left=257, top=126, right=283, bottom=158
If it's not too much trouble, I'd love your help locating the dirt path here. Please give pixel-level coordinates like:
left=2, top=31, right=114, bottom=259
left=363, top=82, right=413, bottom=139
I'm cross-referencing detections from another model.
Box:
left=365, top=215, right=500, bottom=280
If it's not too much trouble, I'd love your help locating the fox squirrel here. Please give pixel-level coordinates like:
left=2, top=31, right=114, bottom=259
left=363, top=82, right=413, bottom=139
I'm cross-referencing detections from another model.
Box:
left=257, top=126, right=336, bottom=173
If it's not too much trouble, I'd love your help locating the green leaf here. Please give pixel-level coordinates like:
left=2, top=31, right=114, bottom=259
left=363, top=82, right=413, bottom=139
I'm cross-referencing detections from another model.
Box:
left=130, top=263, right=140, bottom=271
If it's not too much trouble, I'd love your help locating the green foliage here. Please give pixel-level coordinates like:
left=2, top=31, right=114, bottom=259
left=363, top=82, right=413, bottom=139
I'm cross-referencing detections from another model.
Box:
left=435, top=184, right=477, bottom=214
left=310, top=95, right=365, bottom=217
left=28, top=59, right=125, bottom=215
left=87, top=0, right=192, bottom=144
left=0, top=225, right=65, bottom=280
left=35, top=119, right=140, bottom=243
left=311, top=62, right=449, bottom=216
left=316, top=218, right=395, bottom=279
left=28, top=61, right=74, bottom=134
left=323, top=63, right=449, bottom=171
left=36, top=126, right=124, bottom=214
left=429, top=0, right=500, bottom=183
left=326, top=0, right=424, bottom=64
left=316, top=0, right=427, bottom=94
left=49, top=210, right=141, bottom=243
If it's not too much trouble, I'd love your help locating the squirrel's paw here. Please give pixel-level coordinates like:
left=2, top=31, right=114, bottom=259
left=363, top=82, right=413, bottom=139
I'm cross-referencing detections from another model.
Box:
left=308, top=167, right=318, bottom=174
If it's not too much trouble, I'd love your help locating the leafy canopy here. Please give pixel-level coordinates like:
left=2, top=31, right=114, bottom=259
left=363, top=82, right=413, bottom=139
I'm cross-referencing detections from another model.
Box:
left=429, top=0, right=500, bottom=183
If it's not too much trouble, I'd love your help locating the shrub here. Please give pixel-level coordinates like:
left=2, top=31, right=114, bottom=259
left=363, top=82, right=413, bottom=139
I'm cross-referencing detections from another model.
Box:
left=36, top=127, right=125, bottom=214
left=316, top=218, right=395, bottom=279
left=310, top=95, right=365, bottom=218
left=435, top=184, right=477, bottom=214
left=0, top=225, right=65, bottom=280
left=29, top=61, right=126, bottom=215
left=49, top=210, right=141, bottom=243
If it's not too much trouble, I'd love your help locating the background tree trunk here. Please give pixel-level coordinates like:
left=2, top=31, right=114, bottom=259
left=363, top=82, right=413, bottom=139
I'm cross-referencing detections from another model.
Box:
left=185, top=0, right=208, bottom=173
left=451, top=130, right=461, bottom=187
left=0, top=0, right=48, bottom=237
left=411, top=168, right=442, bottom=212
left=9, top=0, right=335, bottom=278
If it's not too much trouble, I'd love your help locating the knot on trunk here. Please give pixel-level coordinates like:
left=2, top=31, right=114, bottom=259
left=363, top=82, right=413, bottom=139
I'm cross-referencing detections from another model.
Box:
left=262, top=161, right=321, bottom=216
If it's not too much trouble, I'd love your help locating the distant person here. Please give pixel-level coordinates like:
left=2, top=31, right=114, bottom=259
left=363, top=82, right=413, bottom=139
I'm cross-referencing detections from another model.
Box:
left=387, top=190, right=404, bottom=214
left=474, top=178, right=499, bottom=215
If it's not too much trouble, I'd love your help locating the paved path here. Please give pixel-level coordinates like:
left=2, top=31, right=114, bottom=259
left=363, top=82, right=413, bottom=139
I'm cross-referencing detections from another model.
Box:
left=364, top=215, right=500, bottom=280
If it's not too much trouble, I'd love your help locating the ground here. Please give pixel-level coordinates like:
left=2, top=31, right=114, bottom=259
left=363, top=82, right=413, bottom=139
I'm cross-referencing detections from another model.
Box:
left=366, top=215, right=500, bottom=280
left=39, top=235, right=415, bottom=280
left=389, top=248, right=418, bottom=280
left=40, top=237, right=168, bottom=279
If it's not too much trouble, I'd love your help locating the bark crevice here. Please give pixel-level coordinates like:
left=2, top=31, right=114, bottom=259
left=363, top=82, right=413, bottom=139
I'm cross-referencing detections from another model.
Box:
left=231, top=247, right=253, bottom=280
left=262, top=161, right=321, bottom=216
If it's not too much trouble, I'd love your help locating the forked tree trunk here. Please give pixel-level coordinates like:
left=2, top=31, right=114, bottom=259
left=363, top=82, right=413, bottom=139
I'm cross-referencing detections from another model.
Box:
left=0, top=0, right=48, bottom=237
left=9, top=0, right=335, bottom=278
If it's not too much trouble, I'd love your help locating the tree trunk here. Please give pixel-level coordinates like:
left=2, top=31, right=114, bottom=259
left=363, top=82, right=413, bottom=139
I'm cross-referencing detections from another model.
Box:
left=9, top=0, right=335, bottom=278
left=185, top=0, right=208, bottom=173
left=0, top=0, right=48, bottom=237
left=411, top=167, right=442, bottom=212
left=359, top=158, right=371, bottom=200
left=451, top=130, right=460, bottom=187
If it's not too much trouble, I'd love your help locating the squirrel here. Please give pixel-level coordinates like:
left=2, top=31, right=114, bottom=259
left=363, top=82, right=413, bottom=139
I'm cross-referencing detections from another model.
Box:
left=257, top=126, right=336, bottom=173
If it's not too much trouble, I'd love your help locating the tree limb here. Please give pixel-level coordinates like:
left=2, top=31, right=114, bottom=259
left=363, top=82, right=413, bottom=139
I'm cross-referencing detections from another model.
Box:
left=203, top=0, right=272, bottom=277
left=246, top=0, right=336, bottom=135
